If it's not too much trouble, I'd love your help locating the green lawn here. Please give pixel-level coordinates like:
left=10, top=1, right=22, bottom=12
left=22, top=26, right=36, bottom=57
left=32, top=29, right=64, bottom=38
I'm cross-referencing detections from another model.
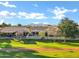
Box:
left=0, top=39, right=79, bottom=58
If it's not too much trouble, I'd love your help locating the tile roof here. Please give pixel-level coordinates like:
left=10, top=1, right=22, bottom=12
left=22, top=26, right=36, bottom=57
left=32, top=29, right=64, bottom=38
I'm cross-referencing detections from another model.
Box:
left=0, top=27, right=29, bottom=33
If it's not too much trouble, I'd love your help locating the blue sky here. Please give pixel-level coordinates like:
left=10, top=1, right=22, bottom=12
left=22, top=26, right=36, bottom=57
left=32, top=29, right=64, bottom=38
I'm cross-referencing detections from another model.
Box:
left=0, top=1, right=79, bottom=25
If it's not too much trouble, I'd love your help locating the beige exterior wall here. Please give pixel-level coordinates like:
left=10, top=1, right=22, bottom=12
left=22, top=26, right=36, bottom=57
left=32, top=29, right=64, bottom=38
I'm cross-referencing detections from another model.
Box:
left=0, top=26, right=59, bottom=36
left=46, top=26, right=59, bottom=36
left=28, top=26, right=59, bottom=36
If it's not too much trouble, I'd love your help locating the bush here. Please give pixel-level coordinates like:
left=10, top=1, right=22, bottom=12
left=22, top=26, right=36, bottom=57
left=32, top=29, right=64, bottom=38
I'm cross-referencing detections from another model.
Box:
left=0, top=42, right=11, bottom=48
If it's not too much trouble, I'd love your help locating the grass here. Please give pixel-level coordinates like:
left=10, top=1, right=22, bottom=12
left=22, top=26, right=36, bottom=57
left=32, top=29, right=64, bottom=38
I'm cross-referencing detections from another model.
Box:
left=0, top=39, right=79, bottom=58
left=10, top=39, right=79, bottom=48
left=0, top=50, right=50, bottom=58
left=36, top=50, right=79, bottom=58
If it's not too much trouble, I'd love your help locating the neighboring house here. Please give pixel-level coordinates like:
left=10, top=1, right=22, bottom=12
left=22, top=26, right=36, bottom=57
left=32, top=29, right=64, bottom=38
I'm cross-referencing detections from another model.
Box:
left=0, top=27, right=30, bottom=37
left=0, top=25, right=59, bottom=37
left=46, top=26, right=59, bottom=37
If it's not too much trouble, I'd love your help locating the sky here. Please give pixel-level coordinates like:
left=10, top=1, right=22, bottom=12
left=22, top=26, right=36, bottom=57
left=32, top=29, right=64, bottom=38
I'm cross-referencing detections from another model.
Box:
left=0, top=1, right=79, bottom=25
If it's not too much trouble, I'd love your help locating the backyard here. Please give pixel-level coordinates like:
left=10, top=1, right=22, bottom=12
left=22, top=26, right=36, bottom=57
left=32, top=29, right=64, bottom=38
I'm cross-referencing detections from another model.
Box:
left=0, top=38, right=79, bottom=58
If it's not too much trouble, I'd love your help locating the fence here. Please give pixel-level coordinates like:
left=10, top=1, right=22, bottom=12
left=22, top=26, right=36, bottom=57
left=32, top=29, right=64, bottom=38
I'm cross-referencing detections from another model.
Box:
left=0, top=36, right=79, bottom=40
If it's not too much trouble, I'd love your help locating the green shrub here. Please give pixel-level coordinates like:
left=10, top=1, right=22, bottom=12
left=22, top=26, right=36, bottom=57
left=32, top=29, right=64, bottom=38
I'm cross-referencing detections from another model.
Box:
left=0, top=42, right=11, bottom=48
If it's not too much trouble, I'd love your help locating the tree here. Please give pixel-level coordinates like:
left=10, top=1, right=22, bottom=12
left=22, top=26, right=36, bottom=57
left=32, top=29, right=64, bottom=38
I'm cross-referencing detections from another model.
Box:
left=1, top=23, right=12, bottom=27
left=2, top=23, right=7, bottom=26
left=58, top=17, right=78, bottom=38
left=17, top=24, right=22, bottom=26
left=8, top=24, right=11, bottom=26
left=1, top=22, right=8, bottom=27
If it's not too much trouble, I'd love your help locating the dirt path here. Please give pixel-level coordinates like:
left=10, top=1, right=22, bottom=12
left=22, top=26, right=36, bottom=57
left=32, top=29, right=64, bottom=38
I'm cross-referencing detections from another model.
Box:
left=29, top=47, right=79, bottom=51
left=0, top=48, right=33, bottom=51
left=0, top=47, right=79, bottom=52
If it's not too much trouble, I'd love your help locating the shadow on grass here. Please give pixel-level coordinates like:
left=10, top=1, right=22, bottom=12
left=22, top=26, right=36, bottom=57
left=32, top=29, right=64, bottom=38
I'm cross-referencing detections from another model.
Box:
left=0, top=39, right=12, bottom=48
left=0, top=48, right=51, bottom=58
left=22, top=39, right=54, bottom=44
left=20, top=39, right=37, bottom=44
left=60, top=42, right=79, bottom=47
left=0, top=39, right=11, bottom=43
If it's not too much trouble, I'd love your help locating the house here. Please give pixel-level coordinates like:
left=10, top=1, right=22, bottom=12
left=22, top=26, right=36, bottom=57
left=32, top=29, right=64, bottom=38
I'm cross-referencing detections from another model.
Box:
left=0, top=27, right=30, bottom=37
left=0, top=25, right=59, bottom=37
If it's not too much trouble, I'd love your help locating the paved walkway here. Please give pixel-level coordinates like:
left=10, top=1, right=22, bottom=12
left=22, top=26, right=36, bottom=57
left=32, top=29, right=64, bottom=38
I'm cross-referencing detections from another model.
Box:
left=0, top=48, right=32, bottom=51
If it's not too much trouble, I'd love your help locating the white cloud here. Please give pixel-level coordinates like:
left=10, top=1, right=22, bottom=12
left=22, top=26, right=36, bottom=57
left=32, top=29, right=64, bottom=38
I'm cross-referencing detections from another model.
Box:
left=0, top=19, right=4, bottom=24
left=0, top=11, right=16, bottom=19
left=0, top=2, right=16, bottom=8
left=68, top=9, right=78, bottom=12
left=0, top=11, right=16, bottom=17
left=33, top=4, right=39, bottom=8
left=0, top=11, right=9, bottom=16
left=0, top=11, right=47, bottom=21
left=32, top=22, right=40, bottom=24
left=42, top=22, right=50, bottom=24
left=0, top=11, right=17, bottom=25
left=52, top=6, right=78, bottom=20
left=10, top=12, right=16, bottom=16
left=32, top=22, right=50, bottom=24
left=18, top=12, right=47, bottom=20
